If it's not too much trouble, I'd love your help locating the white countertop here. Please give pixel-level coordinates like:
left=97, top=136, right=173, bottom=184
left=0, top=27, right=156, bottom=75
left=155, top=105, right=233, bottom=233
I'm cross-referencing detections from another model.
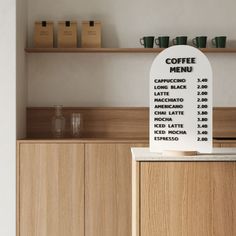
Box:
left=131, top=147, right=236, bottom=161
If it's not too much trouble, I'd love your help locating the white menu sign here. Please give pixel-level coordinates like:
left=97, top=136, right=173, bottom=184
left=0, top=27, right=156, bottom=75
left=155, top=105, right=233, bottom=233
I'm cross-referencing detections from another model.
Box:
left=150, top=45, right=212, bottom=153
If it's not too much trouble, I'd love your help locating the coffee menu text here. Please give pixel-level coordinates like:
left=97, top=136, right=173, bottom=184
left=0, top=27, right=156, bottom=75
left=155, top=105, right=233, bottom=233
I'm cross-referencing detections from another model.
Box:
left=150, top=46, right=212, bottom=153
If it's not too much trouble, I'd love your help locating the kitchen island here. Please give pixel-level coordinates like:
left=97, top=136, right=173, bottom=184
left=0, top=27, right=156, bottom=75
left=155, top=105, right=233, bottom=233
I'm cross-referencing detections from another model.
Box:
left=132, top=148, right=236, bottom=236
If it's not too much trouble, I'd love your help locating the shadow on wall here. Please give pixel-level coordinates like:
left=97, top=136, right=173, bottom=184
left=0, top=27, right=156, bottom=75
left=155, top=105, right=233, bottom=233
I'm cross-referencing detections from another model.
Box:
left=102, top=22, right=119, bottom=48
left=87, top=13, right=119, bottom=48
left=227, top=40, right=236, bottom=48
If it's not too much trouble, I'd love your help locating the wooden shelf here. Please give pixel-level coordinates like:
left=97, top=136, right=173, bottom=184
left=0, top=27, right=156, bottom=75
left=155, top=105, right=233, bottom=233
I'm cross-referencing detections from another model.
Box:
left=25, top=48, right=164, bottom=53
left=200, top=48, right=236, bottom=53
left=25, top=47, right=236, bottom=53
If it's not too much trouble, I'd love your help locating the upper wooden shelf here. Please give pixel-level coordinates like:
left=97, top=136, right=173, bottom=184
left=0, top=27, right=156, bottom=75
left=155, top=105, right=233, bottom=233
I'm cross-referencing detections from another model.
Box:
left=25, top=48, right=236, bottom=53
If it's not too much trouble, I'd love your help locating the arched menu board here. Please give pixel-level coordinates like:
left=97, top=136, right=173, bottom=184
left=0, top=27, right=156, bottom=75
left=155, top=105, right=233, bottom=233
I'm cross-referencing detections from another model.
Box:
left=150, top=45, right=212, bottom=153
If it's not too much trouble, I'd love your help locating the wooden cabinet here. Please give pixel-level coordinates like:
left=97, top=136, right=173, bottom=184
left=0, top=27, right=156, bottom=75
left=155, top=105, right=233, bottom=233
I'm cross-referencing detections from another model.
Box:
left=26, top=48, right=236, bottom=53
left=133, top=161, right=236, bottom=236
left=18, top=143, right=85, bottom=236
left=85, top=143, right=147, bottom=236
left=17, top=141, right=147, bottom=236
left=18, top=141, right=236, bottom=236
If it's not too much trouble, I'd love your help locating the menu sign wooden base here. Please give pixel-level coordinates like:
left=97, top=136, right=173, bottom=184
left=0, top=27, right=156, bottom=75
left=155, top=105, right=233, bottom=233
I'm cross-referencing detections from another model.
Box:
left=162, top=150, right=198, bottom=157
left=150, top=45, right=212, bottom=153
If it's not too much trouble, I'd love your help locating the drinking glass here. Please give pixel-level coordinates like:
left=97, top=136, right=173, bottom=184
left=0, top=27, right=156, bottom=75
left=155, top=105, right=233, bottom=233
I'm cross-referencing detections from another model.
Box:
left=71, top=113, right=81, bottom=137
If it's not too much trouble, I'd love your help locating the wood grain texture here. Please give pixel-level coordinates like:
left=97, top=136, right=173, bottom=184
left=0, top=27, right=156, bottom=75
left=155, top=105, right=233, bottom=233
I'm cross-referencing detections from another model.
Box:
left=25, top=48, right=165, bottom=53
left=213, top=107, right=236, bottom=138
left=218, top=140, right=236, bottom=147
left=17, top=139, right=223, bottom=150
left=85, top=144, right=118, bottom=236
left=27, top=107, right=236, bottom=139
left=132, top=160, right=140, bottom=236
left=213, top=140, right=222, bottom=147
left=27, top=107, right=149, bottom=139
left=17, top=139, right=149, bottom=144
left=19, top=143, right=85, bottom=236
left=25, top=48, right=236, bottom=53
left=139, top=162, right=236, bottom=236
left=85, top=143, right=147, bottom=236
left=16, top=142, right=20, bottom=236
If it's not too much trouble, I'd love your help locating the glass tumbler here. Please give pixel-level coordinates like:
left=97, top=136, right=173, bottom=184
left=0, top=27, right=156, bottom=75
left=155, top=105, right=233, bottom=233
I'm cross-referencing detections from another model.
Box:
left=71, top=113, right=81, bottom=137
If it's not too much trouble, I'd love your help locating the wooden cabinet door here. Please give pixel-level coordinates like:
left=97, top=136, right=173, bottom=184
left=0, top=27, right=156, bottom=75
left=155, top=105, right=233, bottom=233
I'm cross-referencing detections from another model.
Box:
left=85, top=143, right=147, bottom=236
left=140, top=162, right=236, bottom=236
left=19, top=143, right=84, bottom=236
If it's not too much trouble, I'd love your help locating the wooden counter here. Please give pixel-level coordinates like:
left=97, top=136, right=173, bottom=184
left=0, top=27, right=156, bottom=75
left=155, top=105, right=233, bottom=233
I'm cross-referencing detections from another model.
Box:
left=132, top=149, right=236, bottom=236
left=17, top=139, right=236, bottom=236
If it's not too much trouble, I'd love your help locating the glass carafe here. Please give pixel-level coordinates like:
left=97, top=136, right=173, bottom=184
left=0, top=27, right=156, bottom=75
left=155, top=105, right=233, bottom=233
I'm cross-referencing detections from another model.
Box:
left=51, top=105, right=65, bottom=138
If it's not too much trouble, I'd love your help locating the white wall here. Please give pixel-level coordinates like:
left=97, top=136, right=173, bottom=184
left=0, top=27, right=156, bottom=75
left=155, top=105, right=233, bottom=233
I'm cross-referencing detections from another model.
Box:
left=0, top=0, right=16, bottom=235
left=17, top=0, right=27, bottom=137
left=27, top=0, right=236, bottom=107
